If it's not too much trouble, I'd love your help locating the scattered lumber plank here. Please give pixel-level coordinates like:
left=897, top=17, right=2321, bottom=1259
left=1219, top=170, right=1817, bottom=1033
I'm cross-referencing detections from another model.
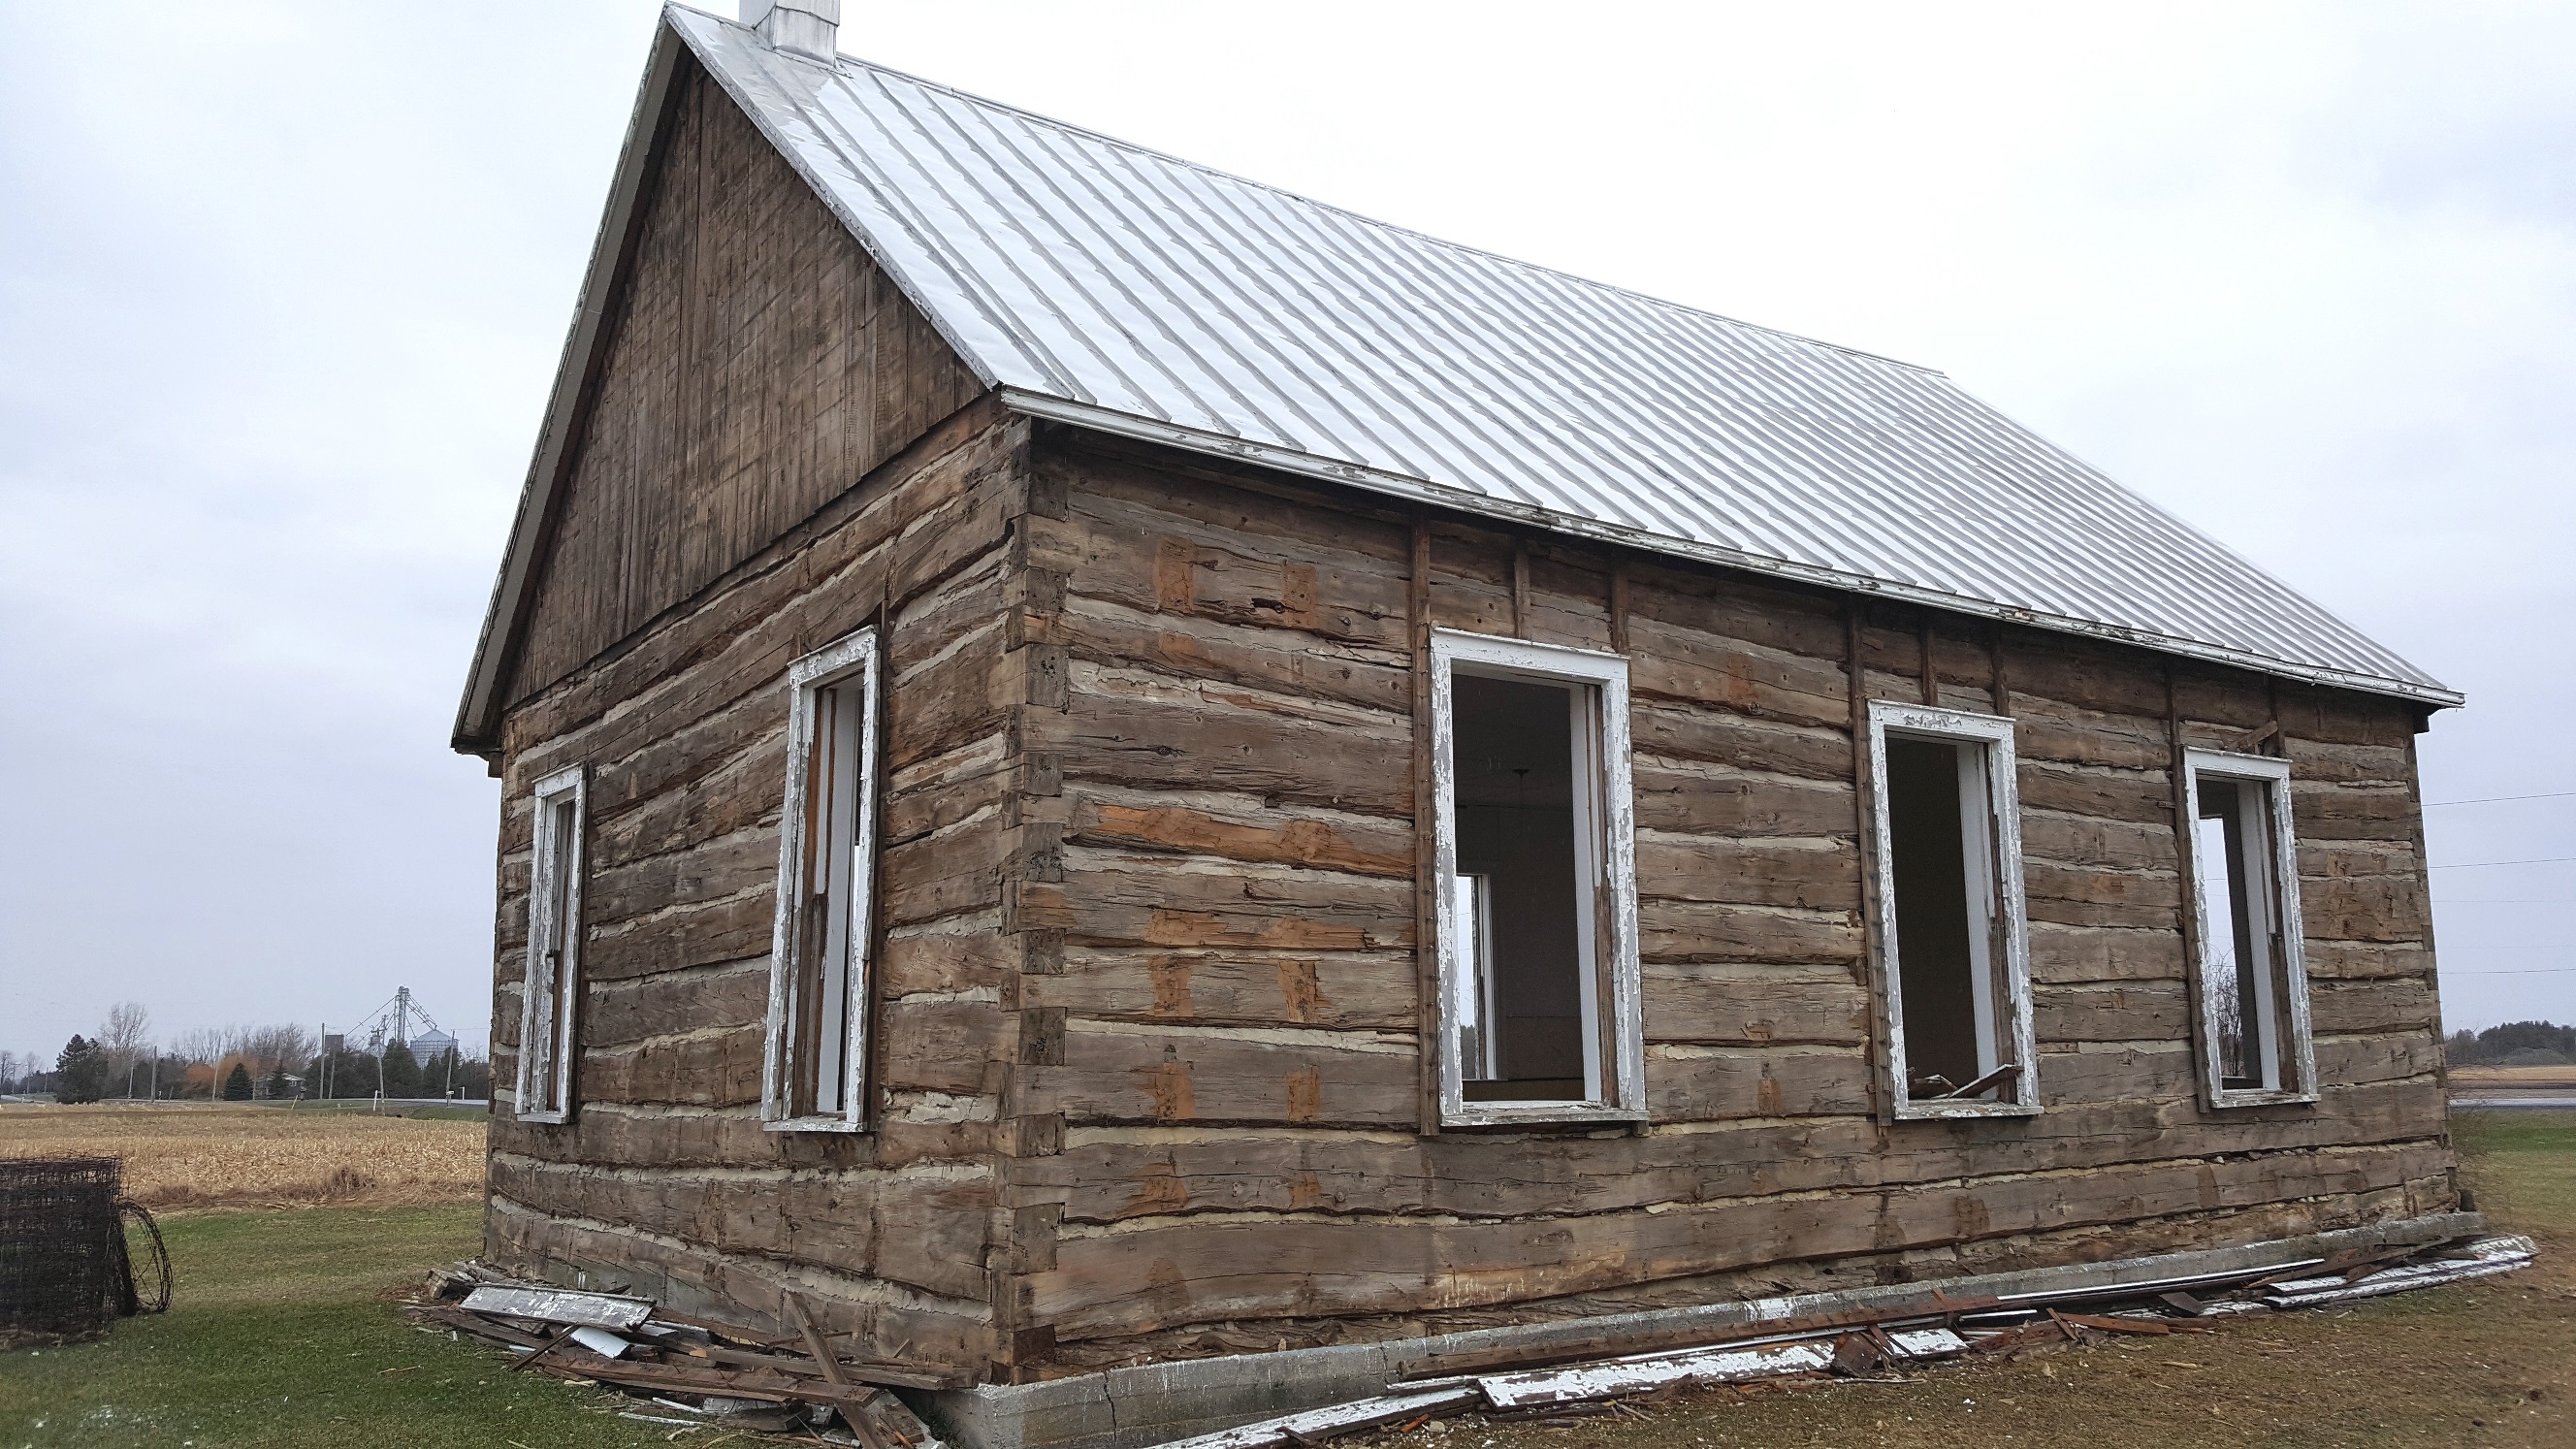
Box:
left=407, top=1303, right=548, bottom=1349
left=2046, top=1311, right=2172, bottom=1336
left=2262, top=1236, right=2535, bottom=1308
left=460, top=1285, right=655, bottom=1331
left=1479, top=1339, right=1837, bottom=1408
left=1144, top=1388, right=1484, bottom=1449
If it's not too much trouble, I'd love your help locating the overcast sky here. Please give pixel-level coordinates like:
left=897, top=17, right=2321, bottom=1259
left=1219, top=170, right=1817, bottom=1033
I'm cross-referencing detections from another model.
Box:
left=3, top=1, right=2570, bottom=1064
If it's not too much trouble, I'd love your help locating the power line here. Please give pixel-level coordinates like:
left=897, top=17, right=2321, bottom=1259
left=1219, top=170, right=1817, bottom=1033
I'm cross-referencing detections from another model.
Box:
left=2438, top=899, right=2574, bottom=905
left=2428, top=856, right=2576, bottom=870
left=2423, top=790, right=2576, bottom=807
left=2444, top=967, right=2576, bottom=976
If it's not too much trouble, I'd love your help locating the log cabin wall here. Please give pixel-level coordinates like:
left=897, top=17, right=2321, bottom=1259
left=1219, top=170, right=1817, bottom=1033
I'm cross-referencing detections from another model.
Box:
left=478, top=50, right=1035, bottom=1372
left=995, top=426, right=2453, bottom=1374
left=485, top=397, right=1033, bottom=1371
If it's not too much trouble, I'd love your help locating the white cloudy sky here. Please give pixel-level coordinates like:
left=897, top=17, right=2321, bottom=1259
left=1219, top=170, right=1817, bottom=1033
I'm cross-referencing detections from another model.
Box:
left=2, top=1, right=2570, bottom=1063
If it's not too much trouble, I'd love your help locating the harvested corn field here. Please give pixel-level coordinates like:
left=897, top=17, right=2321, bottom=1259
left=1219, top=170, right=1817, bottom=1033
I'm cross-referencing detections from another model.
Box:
left=0, top=1104, right=483, bottom=1210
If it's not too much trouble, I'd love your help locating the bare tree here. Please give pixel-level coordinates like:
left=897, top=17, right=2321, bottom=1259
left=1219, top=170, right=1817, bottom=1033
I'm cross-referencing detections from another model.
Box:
left=238, top=1024, right=315, bottom=1077
left=171, top=1027, right=227, bottom=1066
left=97, top=1002, right=153, bottom=1092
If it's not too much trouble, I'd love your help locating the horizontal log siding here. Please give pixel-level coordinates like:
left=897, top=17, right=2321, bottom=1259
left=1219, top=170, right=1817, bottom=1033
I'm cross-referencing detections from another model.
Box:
left=484, top=395, right=1028, bottom=1372
left=996, top=431, right=2454, bottom=1366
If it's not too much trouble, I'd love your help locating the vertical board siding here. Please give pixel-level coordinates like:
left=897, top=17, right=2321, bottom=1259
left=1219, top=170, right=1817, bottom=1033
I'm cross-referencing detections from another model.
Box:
left=502, top=55, right=982, bottom=708
left=995, top=432, right=2455, bottom=1369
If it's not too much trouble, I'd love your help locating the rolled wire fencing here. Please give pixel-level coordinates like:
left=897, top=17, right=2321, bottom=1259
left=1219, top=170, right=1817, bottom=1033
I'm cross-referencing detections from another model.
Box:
left=0, top=1156, right=172, bottom=1345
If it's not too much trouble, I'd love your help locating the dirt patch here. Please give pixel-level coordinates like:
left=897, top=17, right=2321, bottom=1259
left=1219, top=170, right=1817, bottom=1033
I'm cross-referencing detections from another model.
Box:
left=0, top=1103, right=484, bottom=1210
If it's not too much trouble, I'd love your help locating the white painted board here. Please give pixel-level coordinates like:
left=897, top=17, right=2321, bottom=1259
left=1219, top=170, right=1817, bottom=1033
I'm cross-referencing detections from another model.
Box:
left=461, top=1284, right=656, bottom=1330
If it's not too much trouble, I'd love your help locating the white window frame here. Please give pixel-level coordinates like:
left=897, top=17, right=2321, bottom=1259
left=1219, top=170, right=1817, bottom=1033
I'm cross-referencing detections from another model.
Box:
left=761, top=628, right=884, bottom=1133
left=1865, top=701, right=2040, bottom=1120
left=1429, top=628, right=1645, bottom=1128
left=2180, top=748, right=2318, bottom=1109
left=516, top=763, right=587, bottom=1124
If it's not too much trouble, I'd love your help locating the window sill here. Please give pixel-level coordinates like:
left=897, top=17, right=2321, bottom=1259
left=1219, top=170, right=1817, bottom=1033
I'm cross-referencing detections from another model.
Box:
left=2207, top=1088, right=2320, bottom=1110
left=1441, top=1102, right=1645, bottom=1130
left=515, top=1110, right=571, bottom=1125
left=1892, top=1099, right=2042, bottom=1122
left=763, top=1114, right=869, bottom=1135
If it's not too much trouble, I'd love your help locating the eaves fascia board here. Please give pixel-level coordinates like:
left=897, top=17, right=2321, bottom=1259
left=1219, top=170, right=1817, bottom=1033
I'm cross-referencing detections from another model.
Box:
left=996, top=388, right=2467, bottom=712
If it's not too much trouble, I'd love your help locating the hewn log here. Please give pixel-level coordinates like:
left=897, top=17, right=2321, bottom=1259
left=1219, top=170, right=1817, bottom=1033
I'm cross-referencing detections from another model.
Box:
left=1030, top=667, right=1412, bottom=817
left=1016, top=850, right=1414, bottom=951
left=1026, top=949, right=1418, bottom=1031
left=1037, top=1078, right=2448, bottom=1225
left=1638, top=899, right=1863, bottom=965
left=585, top=963, right=771, bottom=1048
left=1020, top=1142, right=2445, bottom=1341
left=2033, top=982, right=2191, bottom=1043
left=1643, top=1046, right=1876, bottom=1120
left=1060, top=788, right=1412, bottom=878
left=1629, top=758, right=1856, bottom=838
left=1639, top=964, right=1871, bottom=1046
left=1629, top=698, right=1853, bottom=782
left=484, top=1197, right=992, bottom=1369
left=2025, top=920, right=2188, bottom=986
left=1632, top=832, right=1860, bottom=912
left=1016, top=1024, right=1418, bottom=1128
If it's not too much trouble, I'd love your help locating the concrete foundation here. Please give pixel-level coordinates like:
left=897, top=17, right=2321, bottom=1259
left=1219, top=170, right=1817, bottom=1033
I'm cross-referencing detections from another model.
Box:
left=904, top=1211, right=2483, bottom=1449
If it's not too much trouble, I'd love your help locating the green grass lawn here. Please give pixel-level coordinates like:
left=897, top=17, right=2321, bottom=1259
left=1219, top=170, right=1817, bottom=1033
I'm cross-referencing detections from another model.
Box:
left=0, top=1206, right=670, bottom=1449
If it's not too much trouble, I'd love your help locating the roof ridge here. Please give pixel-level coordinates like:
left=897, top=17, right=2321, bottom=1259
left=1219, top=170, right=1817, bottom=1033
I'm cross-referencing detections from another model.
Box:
left=685, top=4, right=1948, bottom=378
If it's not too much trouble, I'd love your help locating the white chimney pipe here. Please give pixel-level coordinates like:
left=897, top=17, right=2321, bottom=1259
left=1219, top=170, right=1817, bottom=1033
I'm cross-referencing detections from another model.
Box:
left=742, top=0, right=840, bottom=61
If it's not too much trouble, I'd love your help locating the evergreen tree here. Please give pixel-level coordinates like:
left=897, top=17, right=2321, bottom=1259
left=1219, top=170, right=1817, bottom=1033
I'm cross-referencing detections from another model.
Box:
left=380, top=1042, right=423, bottom=1098
left=266, top=1064, right=291, bottom=1099
left=55, top=1036, right=109, bottom=1104
left=222, top=1062, right=254, bottom=1101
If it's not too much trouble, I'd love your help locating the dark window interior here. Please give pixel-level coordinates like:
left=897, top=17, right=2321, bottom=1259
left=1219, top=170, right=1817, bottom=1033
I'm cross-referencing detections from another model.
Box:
left=1884, top=735, right=1995, bottom=1097
left=1452, top=672, right=1589, bottom=1102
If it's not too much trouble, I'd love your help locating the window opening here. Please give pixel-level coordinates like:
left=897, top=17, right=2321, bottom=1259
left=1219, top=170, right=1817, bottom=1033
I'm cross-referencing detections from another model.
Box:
left=1431, top=630, right=1642, bottom=1126
left=1867, top=702, right=2037, bottom=1118
left=1450, top=872, right=1499, bottom=1084
left=2183, top=750, right=2315, bottom=1106
left=517, top=765, right=586, bottom=1123
left=763, top=628, right=882, bottom=1132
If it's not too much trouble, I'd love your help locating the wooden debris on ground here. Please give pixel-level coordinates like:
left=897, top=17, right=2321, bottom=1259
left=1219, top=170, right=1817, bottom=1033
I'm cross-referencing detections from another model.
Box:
left=2259, top=1235, right=2537, bottom=1308
left=408, top=1238, right=2533, bottom=1445
left=459, top=1284, right=655, bottom=1331
left=404, top=1273, right=959, bottom=1447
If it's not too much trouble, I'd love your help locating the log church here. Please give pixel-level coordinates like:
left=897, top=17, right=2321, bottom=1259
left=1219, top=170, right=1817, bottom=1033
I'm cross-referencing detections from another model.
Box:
left=454, top=3, right=2467, bottom=1442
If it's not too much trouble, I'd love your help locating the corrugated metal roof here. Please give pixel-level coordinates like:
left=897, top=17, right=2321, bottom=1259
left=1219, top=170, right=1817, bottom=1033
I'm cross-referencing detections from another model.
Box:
left=668, top=5, right=2454, bottom=706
